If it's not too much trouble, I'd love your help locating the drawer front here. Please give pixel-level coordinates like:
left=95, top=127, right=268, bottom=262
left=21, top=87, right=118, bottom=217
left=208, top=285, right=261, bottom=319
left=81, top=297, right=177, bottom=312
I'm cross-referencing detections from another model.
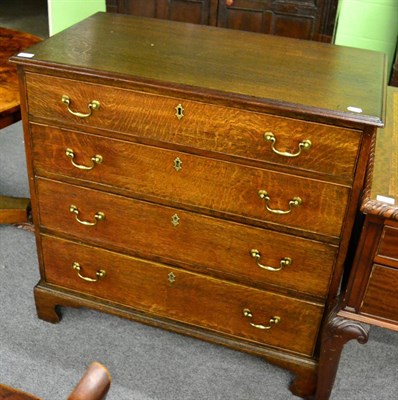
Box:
left=26, top=74, right=360, bottom=180
left=361, top=264, right=398, bottom=323
left=36, top=178, right=337, bottom=297
left=377, top=225, right=398, bottom=262
left=32, top=129, right=350, bottom=238
left=41, top=234, right=323, bottom=356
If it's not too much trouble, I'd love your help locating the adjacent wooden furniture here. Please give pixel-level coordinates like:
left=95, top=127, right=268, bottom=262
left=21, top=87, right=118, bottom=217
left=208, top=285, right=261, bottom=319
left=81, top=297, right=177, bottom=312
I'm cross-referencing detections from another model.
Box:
left=0, top=362, right=111, bottom=400
left=106, top=0, right=338, bottom=42
left=0, top=27, right=41, bottom=224
left=390, top=43, right=398, bottom=86
left=11, top=12, right=386, bottom=398
left=0, top=28, right=41, bottom=128
left=316, top=86, right=398, bottom=398
left=0, top=196, right=31, bottom=224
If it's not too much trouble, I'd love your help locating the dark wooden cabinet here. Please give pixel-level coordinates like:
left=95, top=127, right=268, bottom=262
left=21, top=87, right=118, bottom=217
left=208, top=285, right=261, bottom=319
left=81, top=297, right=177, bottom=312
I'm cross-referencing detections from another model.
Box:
left=106, top=0, right=215, bottom=25
left=106, top=0, right=338, bottom=41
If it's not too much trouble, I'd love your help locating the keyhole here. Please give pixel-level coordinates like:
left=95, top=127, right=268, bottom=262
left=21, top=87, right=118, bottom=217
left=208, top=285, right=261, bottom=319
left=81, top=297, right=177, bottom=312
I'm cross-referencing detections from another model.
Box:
left=175, top=104, right=184, bottom=120
left=168, top=272, right=176, bottom=283
left=171, top=214, right=180, bottom=227
left=174, top=157, right=182, bottom=171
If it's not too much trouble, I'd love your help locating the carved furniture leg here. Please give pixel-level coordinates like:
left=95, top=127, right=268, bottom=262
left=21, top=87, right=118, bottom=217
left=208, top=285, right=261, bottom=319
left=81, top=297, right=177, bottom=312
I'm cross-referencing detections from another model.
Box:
left=289, top=366, right=317, bottom=399
left=314, top=310, right=369, bottom=400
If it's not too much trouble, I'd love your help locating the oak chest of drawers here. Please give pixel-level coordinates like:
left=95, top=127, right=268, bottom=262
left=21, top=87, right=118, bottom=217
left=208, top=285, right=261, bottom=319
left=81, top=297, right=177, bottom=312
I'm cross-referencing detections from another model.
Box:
left=12, top=12, right=386, bottom=398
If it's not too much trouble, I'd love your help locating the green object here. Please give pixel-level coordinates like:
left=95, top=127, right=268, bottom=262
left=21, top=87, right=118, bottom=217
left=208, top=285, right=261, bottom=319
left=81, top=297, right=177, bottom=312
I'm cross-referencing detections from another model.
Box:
left=49, top=0, right=106, bottom=36
left=334, top=0, right=398, bottom=75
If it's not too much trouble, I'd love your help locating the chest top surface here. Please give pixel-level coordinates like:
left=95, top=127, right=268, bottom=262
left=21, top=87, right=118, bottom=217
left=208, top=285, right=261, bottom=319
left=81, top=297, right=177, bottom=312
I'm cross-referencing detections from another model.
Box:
left=12, top=12, right=385, bottom=127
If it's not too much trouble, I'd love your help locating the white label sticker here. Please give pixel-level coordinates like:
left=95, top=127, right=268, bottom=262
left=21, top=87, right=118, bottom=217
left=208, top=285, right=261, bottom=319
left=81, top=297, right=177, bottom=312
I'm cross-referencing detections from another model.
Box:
left=347, top=106, right=363, bottom=113
left=17, top=52, right=35, bottom=58
left=376, top=195, right=395, bottom=205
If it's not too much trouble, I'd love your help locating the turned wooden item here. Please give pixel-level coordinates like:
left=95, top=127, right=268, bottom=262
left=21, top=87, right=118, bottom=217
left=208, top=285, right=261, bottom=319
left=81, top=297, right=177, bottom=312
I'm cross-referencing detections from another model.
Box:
left=11, top=13, right=386, bottom=398
left=0, top=362, right=111, bottom=400
left=0, top=27, right=41, bottom=224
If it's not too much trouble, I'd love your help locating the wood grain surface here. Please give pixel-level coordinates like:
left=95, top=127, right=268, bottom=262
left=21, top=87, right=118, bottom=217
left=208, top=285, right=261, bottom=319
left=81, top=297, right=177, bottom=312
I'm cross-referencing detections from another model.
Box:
left=11, top=13, right=385, bottom=126
left=0, top=27, right=41, bottom=121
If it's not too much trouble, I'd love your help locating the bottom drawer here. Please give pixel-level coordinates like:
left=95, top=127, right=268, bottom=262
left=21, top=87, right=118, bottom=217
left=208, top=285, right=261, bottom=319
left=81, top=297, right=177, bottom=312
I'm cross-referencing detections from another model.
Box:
left=41, top=235, right=323, bottom=356
left=361, top=264, right=398, bottom=323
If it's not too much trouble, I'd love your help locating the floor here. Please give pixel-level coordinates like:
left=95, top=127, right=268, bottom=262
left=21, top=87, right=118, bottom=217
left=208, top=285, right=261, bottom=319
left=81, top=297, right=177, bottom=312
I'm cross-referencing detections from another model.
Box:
left=0, top=0, right=49, bottom=39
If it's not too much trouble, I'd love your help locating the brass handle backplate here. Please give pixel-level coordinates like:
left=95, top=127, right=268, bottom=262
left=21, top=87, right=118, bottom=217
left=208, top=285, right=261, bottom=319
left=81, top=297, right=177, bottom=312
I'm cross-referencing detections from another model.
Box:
left=72, top=262, right=106, bottom=282
left=258, top=190, right=302, bottom=215
left=264, top=132, right=312, bottom=158
left=65, top=148, right=103, bottom=170
left=250, top=249, right=292, bottom=271
left=61, top=95, right=100, bottom=118
left=243, top=308, right=281, bottom=330
left=69, top=205, right=105, bottom=226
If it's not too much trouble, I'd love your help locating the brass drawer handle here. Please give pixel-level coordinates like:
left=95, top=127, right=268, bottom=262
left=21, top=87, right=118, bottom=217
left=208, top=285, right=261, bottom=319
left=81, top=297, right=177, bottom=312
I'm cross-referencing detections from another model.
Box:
left=69, top=205, right=105, bottom=226
left=61, top=95, right=100, bottom=118
left=264, top=132, right=312, bottom=158
left=243, top=308, right=281, bottom=330
left=72, top=262, right=106, bottom=282
left=250, top=249, right=292, bottom=271
left=258, top=190, right=302, bottom=215
left=65, top=148, right=103, bottom=170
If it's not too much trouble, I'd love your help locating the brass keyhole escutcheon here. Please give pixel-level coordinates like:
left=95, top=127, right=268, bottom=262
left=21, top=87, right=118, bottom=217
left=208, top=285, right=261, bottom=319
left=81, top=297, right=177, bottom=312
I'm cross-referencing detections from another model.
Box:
left=174, top=157, right=182, bottom=171
left=175, top=104, right=184, bottom=120
left=171, top=214, right=180, bottom=227
left=168, top=272, right=176, bottom=283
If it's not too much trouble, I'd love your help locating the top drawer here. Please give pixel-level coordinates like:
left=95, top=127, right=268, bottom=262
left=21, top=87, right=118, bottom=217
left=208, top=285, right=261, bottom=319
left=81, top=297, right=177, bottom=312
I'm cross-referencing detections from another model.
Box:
left=25, top=73, right=360, bottom=181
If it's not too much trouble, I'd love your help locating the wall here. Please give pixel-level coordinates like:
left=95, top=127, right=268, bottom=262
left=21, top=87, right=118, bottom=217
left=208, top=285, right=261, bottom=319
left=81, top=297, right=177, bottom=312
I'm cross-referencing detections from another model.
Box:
left=48, top=0, right=106, bottom=36
left=334, top=0, right=398, bottom=75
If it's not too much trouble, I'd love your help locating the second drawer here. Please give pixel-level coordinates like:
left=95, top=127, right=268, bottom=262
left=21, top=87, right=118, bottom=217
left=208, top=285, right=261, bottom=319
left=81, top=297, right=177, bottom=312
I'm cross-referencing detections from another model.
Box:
left=36, top=178, right=337, bottom=298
